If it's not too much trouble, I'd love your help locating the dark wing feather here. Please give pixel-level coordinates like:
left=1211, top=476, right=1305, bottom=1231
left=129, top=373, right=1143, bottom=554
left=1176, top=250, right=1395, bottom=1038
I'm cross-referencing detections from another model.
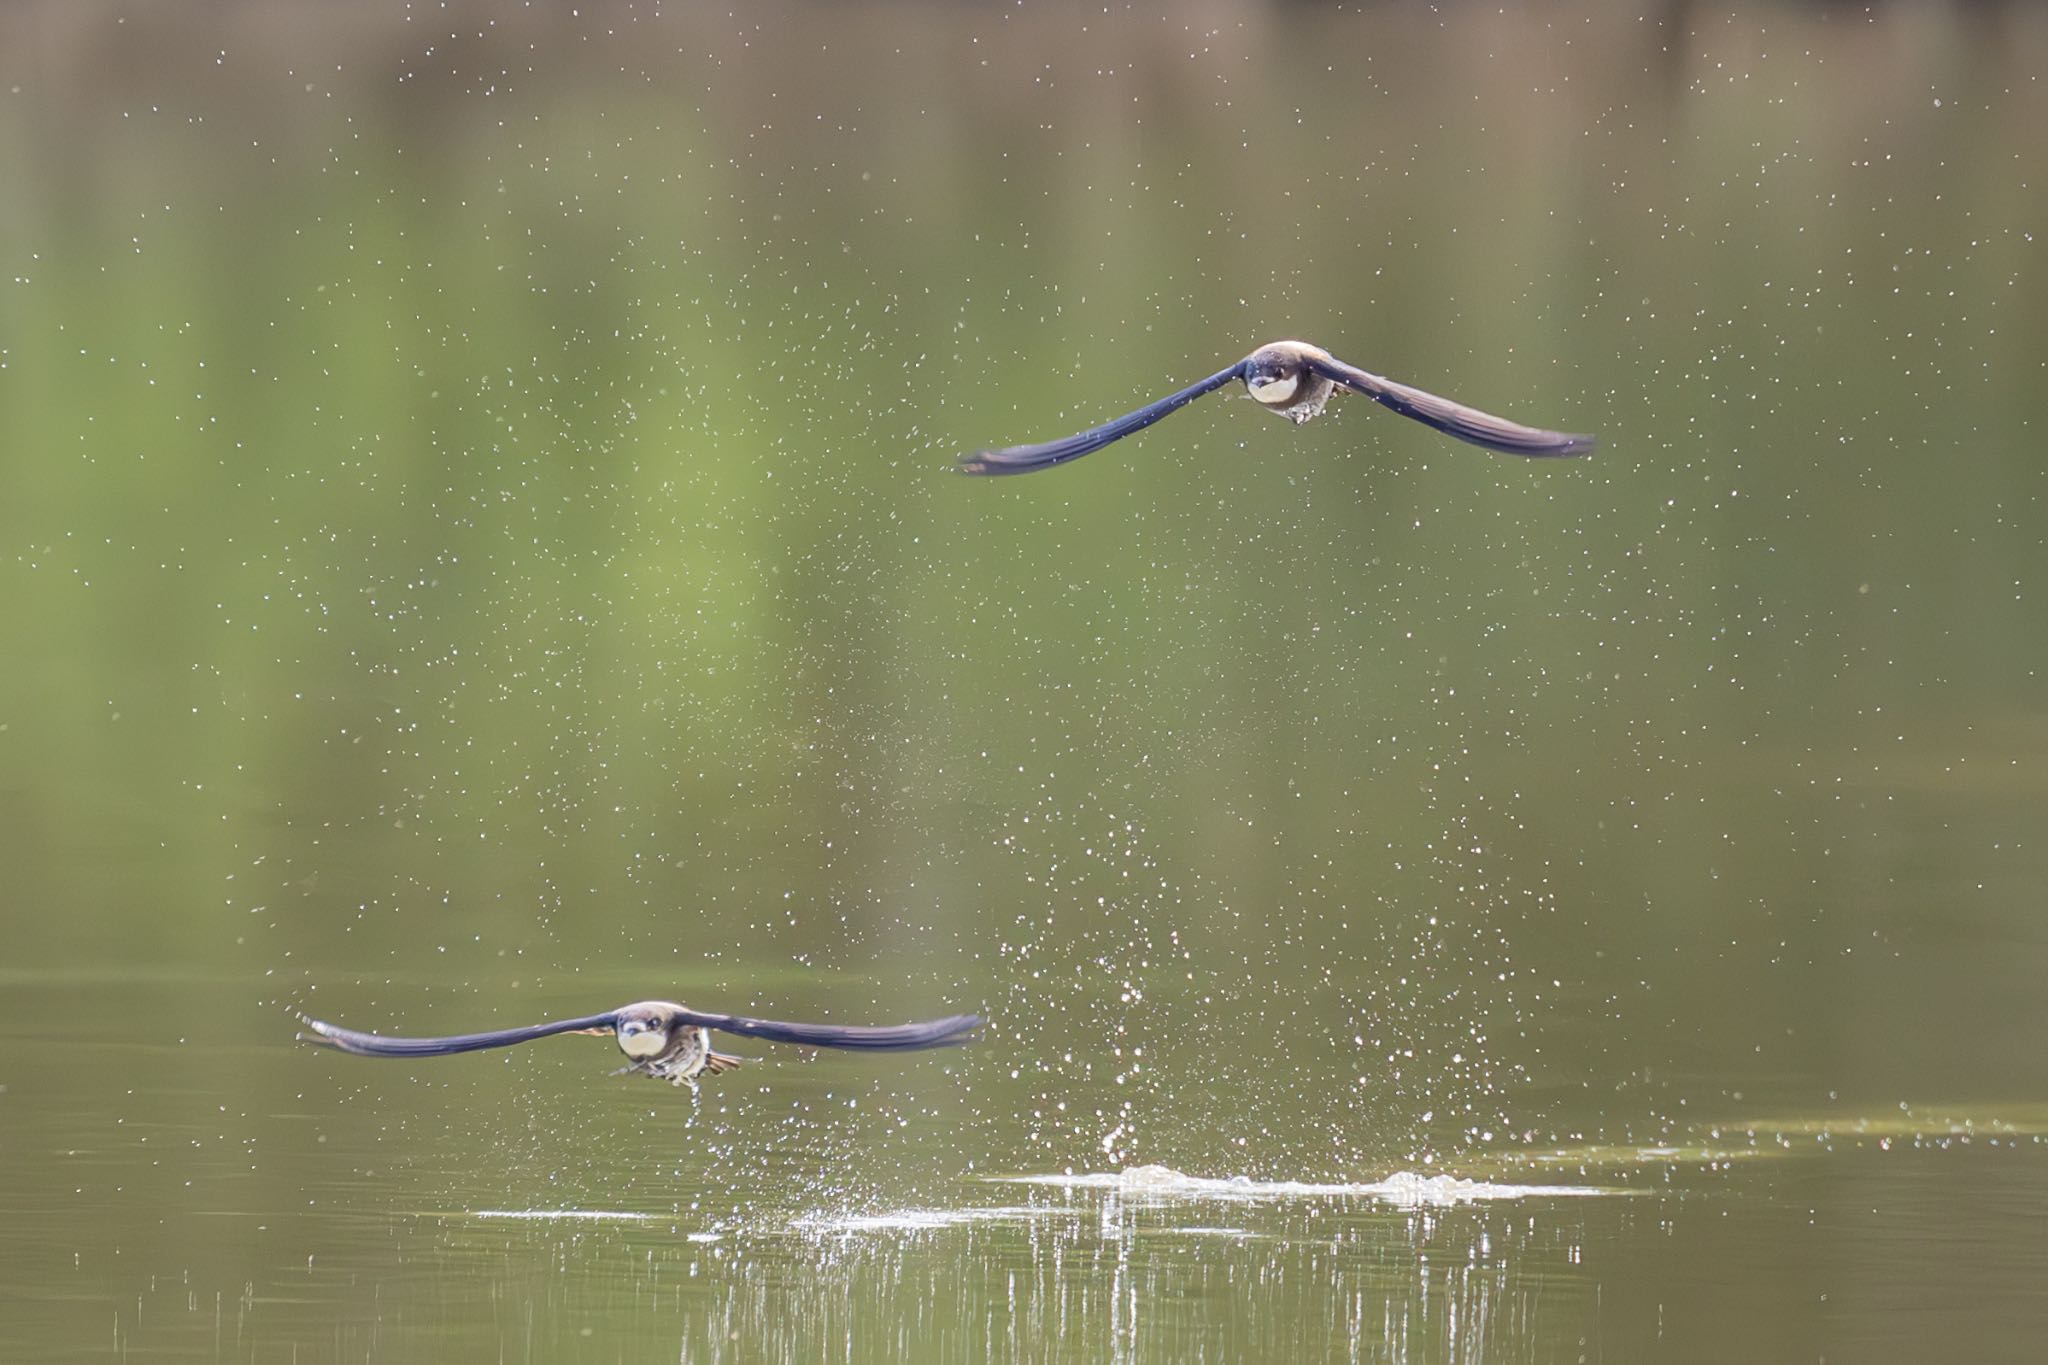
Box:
left=300, top=1012, right=619, bottom=1058
left=959, top=364, right=1244, bottom=475
left=1310, top=354, right=1597, bottom=458
left=672, top=1009, right=983, bottom=1052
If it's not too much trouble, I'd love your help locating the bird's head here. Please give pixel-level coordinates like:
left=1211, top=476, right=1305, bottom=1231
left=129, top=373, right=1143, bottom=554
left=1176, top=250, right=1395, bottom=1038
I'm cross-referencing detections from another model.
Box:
left=1242, top=341, right=1314, bottom=407
left=613, top=1002, right=676, bottom=1060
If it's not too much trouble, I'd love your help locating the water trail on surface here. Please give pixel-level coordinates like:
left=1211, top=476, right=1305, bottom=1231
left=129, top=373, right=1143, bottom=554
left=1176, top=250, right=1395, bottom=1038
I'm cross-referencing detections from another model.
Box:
left=792, top=1205, right=1079, bottom=1233
left=790, top=1165, right=1618, bottom=1235
left=462, top=1209, right=661, bottom=1222
left=986, top=1163, right=1618, bottom=1205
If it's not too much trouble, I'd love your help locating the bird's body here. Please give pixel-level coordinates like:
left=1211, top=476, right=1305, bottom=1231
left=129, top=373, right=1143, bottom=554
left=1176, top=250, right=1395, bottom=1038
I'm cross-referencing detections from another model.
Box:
left=302, top=999, right=980, bottom=1091
left=1245, top=342, right=1338, bottom=424
left=614, top=1020, right=744, bottom=1085
left=959, top=338, right=1597, bottom=475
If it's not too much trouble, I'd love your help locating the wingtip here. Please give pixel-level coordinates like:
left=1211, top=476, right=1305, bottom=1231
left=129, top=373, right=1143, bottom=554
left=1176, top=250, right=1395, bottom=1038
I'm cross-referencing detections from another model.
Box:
left=1517, top=432, right=1598, bottom=459
left=297, top=1017, right=340, bottom=1048
left=956, top=450, right=1016, bottom=477
left=908, top=1012, right=984, bottom=1048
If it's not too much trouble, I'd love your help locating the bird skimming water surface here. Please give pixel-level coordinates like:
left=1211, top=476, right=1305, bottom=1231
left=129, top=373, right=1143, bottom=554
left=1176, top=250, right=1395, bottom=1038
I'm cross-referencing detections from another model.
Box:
left=302, top=1001, right=981, bottom=1090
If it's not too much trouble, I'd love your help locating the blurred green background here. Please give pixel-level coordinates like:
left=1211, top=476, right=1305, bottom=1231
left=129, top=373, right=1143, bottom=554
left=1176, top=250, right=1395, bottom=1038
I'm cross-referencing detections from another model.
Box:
left=3, top=2, right=2046, bottom=1361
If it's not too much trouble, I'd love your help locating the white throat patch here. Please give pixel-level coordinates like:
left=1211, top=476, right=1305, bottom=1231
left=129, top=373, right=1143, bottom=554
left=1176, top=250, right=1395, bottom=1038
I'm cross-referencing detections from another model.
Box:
left=618, top=1025, right=668, bottom=1059
left=1246, top=373, right=1299, bottom=405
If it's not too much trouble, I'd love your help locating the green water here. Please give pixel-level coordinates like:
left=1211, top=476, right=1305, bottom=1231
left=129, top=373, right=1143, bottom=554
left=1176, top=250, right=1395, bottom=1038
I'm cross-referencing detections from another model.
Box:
left=4, top=3, right=2047, bottom=1361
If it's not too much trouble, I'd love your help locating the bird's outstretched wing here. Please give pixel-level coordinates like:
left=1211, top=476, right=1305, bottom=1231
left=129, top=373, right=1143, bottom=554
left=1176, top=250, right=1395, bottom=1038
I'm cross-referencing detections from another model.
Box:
left=1309, top=353, right=1597, bottom=457
left=959, top=363, right=1244, bottom=475
left=671, top=1009, right=983, bottom=1051
left=300, top=1012, right=619, bottom=1057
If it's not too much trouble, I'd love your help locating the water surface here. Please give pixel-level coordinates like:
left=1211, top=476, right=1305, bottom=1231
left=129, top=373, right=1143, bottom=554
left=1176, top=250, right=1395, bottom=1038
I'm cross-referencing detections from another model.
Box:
left=3, top=3, right=2046, bottom=1361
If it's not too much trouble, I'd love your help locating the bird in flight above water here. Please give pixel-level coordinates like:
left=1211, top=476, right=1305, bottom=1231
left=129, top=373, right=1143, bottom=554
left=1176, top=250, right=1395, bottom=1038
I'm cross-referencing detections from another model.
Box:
left=958, top=339, right=1597, bottom=476
left=302, top=1001, right=982, bottom=1089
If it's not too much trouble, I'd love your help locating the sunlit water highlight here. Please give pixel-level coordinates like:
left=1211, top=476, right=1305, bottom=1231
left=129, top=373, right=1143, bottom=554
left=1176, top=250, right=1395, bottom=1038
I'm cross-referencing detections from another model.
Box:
left=1486, top=1107, right=2048, bottom=1177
